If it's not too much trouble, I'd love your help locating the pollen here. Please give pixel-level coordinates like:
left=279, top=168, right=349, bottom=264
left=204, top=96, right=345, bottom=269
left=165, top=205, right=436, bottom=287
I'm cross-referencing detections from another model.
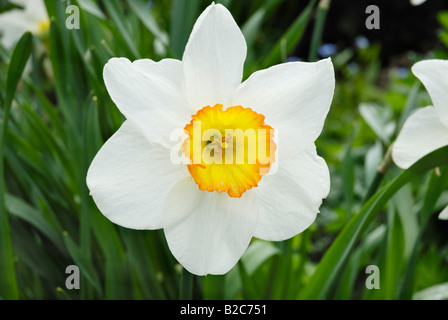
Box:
left=183, top=104, right=276, bottom=198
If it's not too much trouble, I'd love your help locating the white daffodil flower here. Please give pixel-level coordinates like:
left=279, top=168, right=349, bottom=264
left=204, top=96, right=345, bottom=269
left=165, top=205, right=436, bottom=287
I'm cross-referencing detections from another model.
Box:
left=392, top=60, right=448, bottom=221
left=0, top=0, right=49, bottom=49
left=87, top=3, right=335, bottom=275
left=410, top=0, right=427, bottom=6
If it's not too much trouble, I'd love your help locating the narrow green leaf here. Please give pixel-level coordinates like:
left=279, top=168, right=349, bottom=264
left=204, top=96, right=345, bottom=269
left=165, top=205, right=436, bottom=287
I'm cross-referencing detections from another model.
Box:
left=128, top=0, right=169, bottom=48
left=308, top=0, right=330, bottom=61
left=398, top=168, right=448, bottom=299
left=170, top=0, right=201, bottom=59
left=397, top=82, right=420, bottom=133
left=241, top=0, right=281, bottom=50
left=0, top=31, right=33, bottom=300
left=333, top=225, right=386, bottom=299
left=103, top=0, right=141, bottom=59
left=238, top=260, right=260, bottom=299
left=78, top=0, right=106, bottom=20
left=341, top=134, right=355, bottom=218
left=62, top=232, right=102, bottom=295
left=242, top=240, right=281, bottom=274
left=262, top=0, right=317, bottom=67
left=5, top=194, right=63, bottom=252
left=179, top=268, right=194, bottom=300
left=359, top=103, right=396, bottom=145
left=298, top=146, right=448, bottom=300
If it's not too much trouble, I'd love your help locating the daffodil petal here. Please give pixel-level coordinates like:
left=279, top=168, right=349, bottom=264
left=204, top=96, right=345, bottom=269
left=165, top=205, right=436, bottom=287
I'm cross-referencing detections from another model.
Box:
left=233, top=58, right=335, bottom=159
left=0, top=12, right=38, bottom=48
left=103, top=58, right=191, bottom=145
left=392, top=106, right=448, bottom=169
left=13, top=0, right=48, bottom=21
left=0, top=0, right=49, bottom=48
left=412, top=60, right=448, bottom=128
left=182, top=3, right=247, bottom=110
left=410, top=0, right=427, bottom=6
left=439, top=205, right=448, bottom=220
left=87, top=120, right=189, bottom=230
left=253, top=145, right=330, bottom=241
left=162, top=178, right=259, bottom=275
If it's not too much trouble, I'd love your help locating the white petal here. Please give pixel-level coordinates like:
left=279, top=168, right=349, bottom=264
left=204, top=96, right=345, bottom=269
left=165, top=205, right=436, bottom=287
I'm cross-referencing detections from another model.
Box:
left=234, top=58, right=335, bottom=159
left=87, top=120, right=189, bottom=230
left=11, top=0, right=48, bottom=21
left=103, top=58, right=191, bottom=146
left=392, top=107, right=448, bottom=169
left=182, top=3, right=247, bottom=110
left=162, top=178, right=259, bottom=275
left=0, top=10, right=37, bottom=48
left=410, top=0, right=427, bottom=6
left=412, top=60, right=448, bottom=128
left=254, top=145, right=330, bottom=241
left=439, top=205, right=448, bottom=220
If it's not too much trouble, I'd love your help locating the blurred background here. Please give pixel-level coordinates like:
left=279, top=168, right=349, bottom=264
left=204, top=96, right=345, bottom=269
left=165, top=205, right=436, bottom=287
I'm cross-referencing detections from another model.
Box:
left=0, top=0, right=447, bottom=300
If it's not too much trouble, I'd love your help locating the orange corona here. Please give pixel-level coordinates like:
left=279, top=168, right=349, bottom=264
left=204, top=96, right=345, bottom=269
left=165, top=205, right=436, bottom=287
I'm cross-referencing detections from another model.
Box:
left=183, top=104, right=276, bottom=198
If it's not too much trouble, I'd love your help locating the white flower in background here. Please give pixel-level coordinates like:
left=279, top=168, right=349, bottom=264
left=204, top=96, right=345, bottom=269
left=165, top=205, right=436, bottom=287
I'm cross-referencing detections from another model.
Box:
left=410, top=0, right=427, bottom=6
left=0, top=0, right=49, bottom=49
left=87, top=3, right=335, bottom=275
left=392, top=60, right=448, bottom=220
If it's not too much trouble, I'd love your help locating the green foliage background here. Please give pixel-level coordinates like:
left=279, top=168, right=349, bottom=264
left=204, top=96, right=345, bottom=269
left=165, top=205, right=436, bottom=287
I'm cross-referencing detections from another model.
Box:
left=0, top=0, right=447, bottom=300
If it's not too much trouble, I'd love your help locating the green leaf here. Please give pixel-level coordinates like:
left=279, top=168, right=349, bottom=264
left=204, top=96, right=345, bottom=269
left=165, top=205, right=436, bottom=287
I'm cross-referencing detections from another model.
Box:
left=341, top=134, right=355, bottom=218
left=397, top=82, right=420, bottom=134
left=103, top=0, right=141, bottom=59
left=241, top=0, right=281, bottom=50
left=128, top=0, right=169, bottom=48
left=398, top=168, right=448, bottom=299
left=242, top=240, right=281, bottom=275
left=437, top=11, right=448, bottom=30
left=359, top=103, right=396, bottom=145
left=78, top=0, right=106, bottom=20
left=308, top=0, right=330, bottom=61
left=170, top=0, right=201, bottom=59
left=5, top=194, right=63, bottom=253
left=298, top=146, right=448, bottom=300
left=262, top=0, right=317, bottom=67
left=0, top=31, right=33, bottom=300
left=62, top=231, right=103, bottom=295
left=364, top=141, right=383, bottom=187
